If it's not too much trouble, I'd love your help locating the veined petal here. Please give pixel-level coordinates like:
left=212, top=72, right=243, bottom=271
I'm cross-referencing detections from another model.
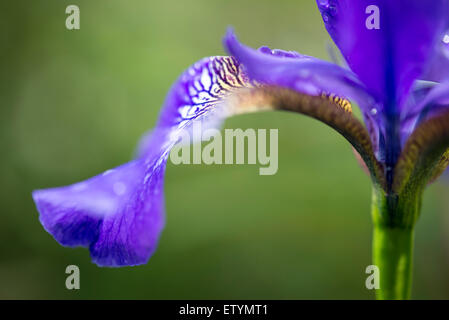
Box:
left=33, top=45, right=383, bottom=267
left=316, top=0, right=449, bottom=111
left=33, top=56, right=254, bottom=267
left=33, top=159, right=166, bottom=267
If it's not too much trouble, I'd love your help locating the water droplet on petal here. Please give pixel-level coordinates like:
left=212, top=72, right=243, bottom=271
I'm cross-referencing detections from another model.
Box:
left=72, top=183, right=87, bottom=191
left=370, top=108, right=378, bottom=116
left=299, top=69, right=310, bottom=78
left=103, top=169, right=115, bottom=176
left=258, top=46, right=272, bottom=54
left=113, top=182, right=127, bottom=196
left=443, top=34, right=449, bottom=44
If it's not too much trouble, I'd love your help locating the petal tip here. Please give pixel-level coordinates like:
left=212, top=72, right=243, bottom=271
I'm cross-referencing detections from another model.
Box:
left=223, top=27, right=240, bottom=56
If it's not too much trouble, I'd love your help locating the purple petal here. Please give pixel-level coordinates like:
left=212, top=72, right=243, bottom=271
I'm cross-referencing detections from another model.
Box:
left=405, top=82, right=449, bottom=127
left=223, top=29, right=382, bottom=156
left=316, top=0, right=449, bottom=109
left=224, top=29, right=369, bottom=102
left=33, top=56, right=253, bottom=267
left=33, top=158, right=166, bottom=267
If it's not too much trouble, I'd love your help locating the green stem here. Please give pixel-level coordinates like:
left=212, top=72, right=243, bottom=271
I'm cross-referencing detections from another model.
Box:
left=372, top=225, right=414, bottom=300
left=371, top=187, right=420, bottom=300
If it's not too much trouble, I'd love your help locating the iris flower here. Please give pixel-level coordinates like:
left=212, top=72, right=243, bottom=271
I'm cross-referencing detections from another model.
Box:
left=33, top=0, right=449, bottom=299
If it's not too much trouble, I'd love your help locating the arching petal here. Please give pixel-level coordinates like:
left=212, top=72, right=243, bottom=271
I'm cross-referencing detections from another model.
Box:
left=223, top=29, right=374, bottom=113
left=223, top=29, right=382, bottom=157
left=33, top=49, right=383, bottom=267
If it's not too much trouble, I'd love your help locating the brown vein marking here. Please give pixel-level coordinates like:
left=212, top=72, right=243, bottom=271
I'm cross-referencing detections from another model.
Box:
left=227, top=86, right=385, bottom=188
left=217, top=57, right=247, bottom=88
left=393, top=110, right=449, bottom=193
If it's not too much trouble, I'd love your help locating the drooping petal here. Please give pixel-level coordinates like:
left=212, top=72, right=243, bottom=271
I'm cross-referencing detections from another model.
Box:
left=33, top=157, right=167, bottom=267
left=33, top=41, right=383, bottom=267
left=33, top=56, right=254, bottom=267
left=316, top=0, right=449, bottom=111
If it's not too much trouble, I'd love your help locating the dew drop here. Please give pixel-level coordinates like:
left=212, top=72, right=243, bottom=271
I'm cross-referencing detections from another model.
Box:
left=299, top=69, right=310, bottom=78
left=113, top=182, right=127, bottom=196
left=72, top=183, right=87, bottom=191
left=103, top=169, right=115, bottom=176
left=443, top=34, right=449, bottom=44
left=258, top=46, right=272, bottom=54
left=370, top=108, right=378, bottom=116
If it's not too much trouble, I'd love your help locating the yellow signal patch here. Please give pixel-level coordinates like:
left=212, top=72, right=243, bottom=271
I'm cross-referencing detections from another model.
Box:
left=322, top=93, right=352, bottom=113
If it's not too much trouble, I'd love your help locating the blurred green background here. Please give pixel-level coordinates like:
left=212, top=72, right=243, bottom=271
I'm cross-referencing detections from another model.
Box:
left=1, top=0, right=449, bottom=299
